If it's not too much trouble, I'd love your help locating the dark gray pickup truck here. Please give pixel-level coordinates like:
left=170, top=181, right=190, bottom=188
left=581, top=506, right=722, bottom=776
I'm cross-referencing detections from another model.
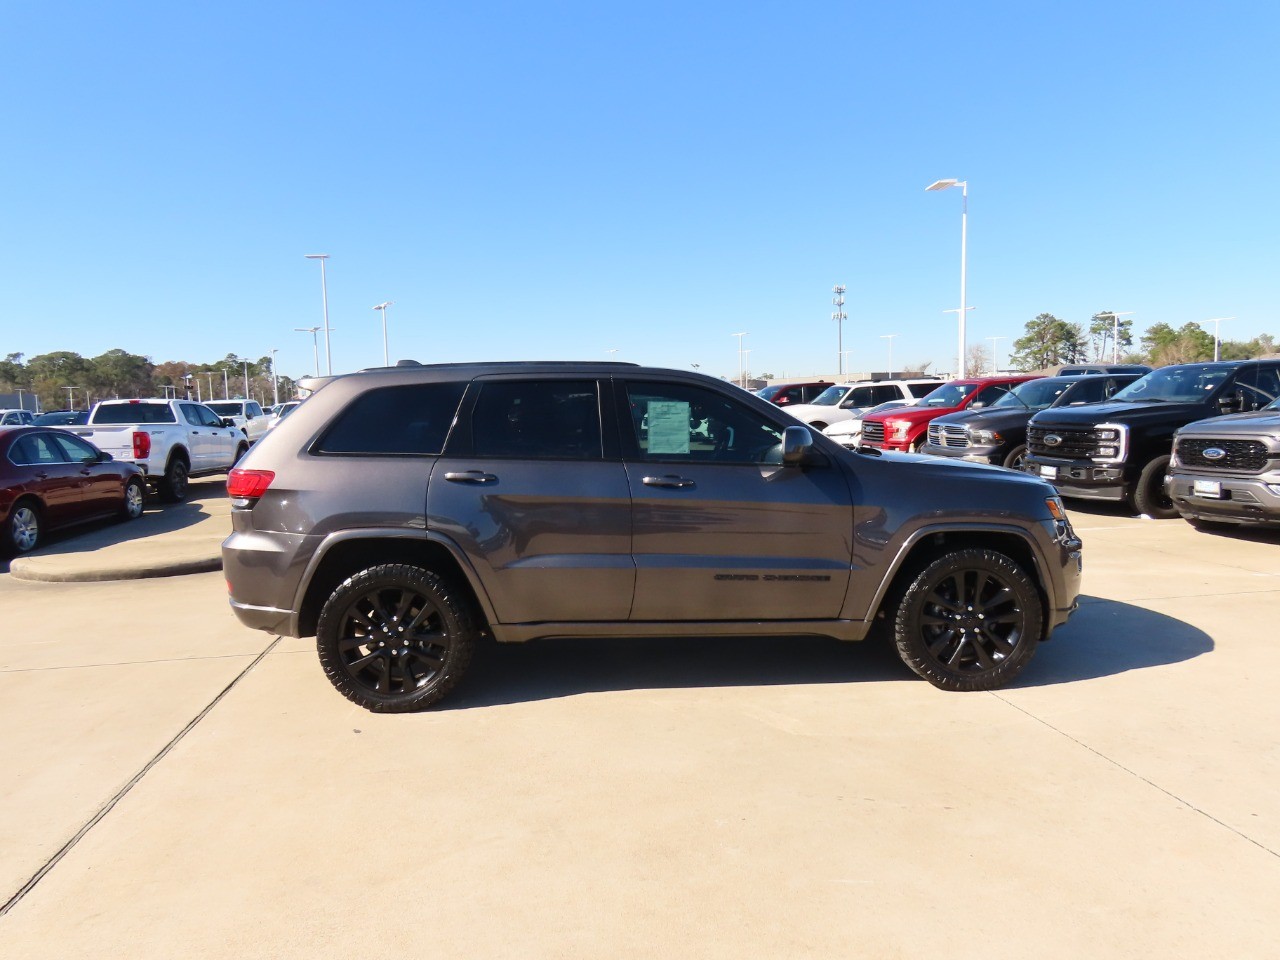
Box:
left=222, top=362, right=1082, bottom=711
left=1169, top=395, right=1280, bottom=528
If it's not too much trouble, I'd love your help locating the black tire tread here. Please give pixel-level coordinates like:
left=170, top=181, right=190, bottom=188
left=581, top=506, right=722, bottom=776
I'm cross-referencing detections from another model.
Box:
left=1133, top=454, right=1177, bottom=519
left=316, top=563, right=477, bottom=712
left=159, top=453, right=190, bottom=503
left=893, top=548, right=1042, bottom=691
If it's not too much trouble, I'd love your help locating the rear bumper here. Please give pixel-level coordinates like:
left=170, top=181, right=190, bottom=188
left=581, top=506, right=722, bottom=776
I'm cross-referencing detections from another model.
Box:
left=229, top=598, right=294, bottom=635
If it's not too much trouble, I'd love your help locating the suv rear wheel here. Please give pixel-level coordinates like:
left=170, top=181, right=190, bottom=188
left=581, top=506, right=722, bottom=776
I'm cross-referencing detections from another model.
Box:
left=316, top=564, right=477, bottom=712
left=893, top=548, right=1042, bottom=691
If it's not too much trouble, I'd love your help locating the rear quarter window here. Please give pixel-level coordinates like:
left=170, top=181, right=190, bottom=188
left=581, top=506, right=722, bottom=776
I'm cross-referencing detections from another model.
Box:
left=315, top=382, right=467, bottom=455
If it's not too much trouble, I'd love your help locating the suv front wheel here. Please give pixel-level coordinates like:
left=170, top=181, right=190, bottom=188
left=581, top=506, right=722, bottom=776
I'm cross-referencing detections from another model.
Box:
left=893, top=548, right=1042, bottom=691
left=316, top=564, right=477, bottom=712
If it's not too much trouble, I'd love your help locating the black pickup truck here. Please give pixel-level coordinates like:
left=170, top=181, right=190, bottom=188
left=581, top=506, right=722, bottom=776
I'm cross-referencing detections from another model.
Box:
left=1023, top=359, right=1280, bottom=518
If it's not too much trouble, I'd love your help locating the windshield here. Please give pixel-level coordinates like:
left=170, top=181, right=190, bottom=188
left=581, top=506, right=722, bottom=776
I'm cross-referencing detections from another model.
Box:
left=1264, top=395, right=1280, bottom=412
left=920, top=382, right=977, bottom=407
left=993, top=379, right=1068, bottom=411
left=809, top=385, right=849, bottom=407
left=1111, top=365, right=1230, bottom=403
left=206, top=402, right=244, bottom=416
left=754, top=386, right=782, bottom=401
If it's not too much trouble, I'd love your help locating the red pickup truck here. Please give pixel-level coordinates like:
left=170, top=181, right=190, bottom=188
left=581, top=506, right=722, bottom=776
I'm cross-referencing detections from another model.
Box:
left=859, top=375, right=1040, bottom=452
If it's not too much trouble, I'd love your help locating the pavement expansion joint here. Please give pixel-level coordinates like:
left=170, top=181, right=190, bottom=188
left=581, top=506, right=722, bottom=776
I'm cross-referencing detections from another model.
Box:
left=0, top=635, right=283, bottom=918
left=991, top=691, right=1279, bottom=861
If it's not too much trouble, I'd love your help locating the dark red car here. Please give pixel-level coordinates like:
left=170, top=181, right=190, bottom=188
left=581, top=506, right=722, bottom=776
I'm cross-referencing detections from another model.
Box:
left=754, top=381, right=833, bottom=407
left=1, top=426, right=146, bottom=555
left=860, top=375, right=1041, bottom=452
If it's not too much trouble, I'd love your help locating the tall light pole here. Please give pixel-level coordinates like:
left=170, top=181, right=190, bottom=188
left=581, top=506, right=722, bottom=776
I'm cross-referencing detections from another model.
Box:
left=206, top=373, right=214, bottom=400
left=606, top=349, right=619, bottom=361
left=926, top=179, right=969, bottom=377
left=305, top=254, right=333, bottom=375
left=986, top=336, right=1006, bottom=374
left=1098, top=311, right=1135, bottom=363
left=732, top=332, right=748, bottom=388
left=839, top=350, right=855, bottom=376
left=222, top=367, right=231, bottom=400
left=269, top=348, right=280, bottom=406
left=832, top=284, right=847, bottom=376
left=880, top=334, right=897, bottom=376
left=295, top=326, right=322, bottom=377
left=242, top=359, right=251, bottom=399
left=372, top=301, right=393, bottom=366
left=943, top=307, right=976, bottom=375
left=1205, top=317, right=1235, bottom=362
left=63, top=386, right=79, bottom=409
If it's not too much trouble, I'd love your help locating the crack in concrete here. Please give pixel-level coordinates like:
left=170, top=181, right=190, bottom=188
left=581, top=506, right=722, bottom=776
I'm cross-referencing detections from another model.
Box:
left=0, top=635, right=283, bottom=918
left=0, top=649, right=307, bottom=674
left=992, top=691, right=1279, bottom=861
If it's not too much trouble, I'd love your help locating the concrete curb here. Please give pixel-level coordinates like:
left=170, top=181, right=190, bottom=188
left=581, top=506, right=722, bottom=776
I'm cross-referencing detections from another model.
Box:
left=9, top=555, right=222, bottom=584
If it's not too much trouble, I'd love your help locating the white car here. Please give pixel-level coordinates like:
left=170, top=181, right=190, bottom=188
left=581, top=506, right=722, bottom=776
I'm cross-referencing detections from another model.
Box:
left=205, top=399, right=274, bottom=443
left=822, top=400, right=914, bottom=448
left=0, top=409, right=36, bottom=426
left=783, top=379, right=944, bottom=430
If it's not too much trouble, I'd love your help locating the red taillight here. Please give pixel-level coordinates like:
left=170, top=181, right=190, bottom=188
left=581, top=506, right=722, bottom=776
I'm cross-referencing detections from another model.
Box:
left=132, top=431, right=151, bottom=459
left=227, top=468, right=275, bottom=500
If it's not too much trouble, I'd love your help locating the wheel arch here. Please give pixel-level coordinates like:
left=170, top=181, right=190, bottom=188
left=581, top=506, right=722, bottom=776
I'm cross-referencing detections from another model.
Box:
left=867, top=525, right=1053, bottom=633
left=292, top=530, right=497, bottom=639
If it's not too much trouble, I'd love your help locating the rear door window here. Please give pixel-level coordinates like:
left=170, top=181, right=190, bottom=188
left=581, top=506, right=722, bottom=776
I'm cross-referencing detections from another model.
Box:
left=908, top=382, right=938, bottom=398
left=469, top=381, right=602, bottom=460
left=316, top=382, right=467, bottom=455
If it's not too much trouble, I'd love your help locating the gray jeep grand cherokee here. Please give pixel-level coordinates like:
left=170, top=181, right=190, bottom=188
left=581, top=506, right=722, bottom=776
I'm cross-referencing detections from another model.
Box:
left=223, top=362, right=1082, bottom=711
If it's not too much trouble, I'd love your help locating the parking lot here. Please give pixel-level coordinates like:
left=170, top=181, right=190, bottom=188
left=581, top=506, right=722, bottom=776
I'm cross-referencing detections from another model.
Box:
left=1, top=496, right=1278, bottom=958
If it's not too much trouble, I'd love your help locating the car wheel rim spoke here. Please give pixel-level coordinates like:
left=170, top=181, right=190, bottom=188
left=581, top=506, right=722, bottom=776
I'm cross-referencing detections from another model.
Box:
left=338, top=586, right=448, bottom=695
left=921, top=567, right=1023, bottom=674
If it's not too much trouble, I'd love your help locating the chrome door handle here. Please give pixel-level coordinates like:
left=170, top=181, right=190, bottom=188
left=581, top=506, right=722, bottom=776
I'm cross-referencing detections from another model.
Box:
left=444, top=471, right=498, bottom=484
left=642, top=475, right=696, bottom=489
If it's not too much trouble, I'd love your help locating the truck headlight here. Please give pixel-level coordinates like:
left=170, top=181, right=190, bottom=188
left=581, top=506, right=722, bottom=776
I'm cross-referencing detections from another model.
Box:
left=968, top=429, right=1002, bottom=444
left=1092, top=422, right=1128, bottom=464
left=889, top=421, right=911, bottom=440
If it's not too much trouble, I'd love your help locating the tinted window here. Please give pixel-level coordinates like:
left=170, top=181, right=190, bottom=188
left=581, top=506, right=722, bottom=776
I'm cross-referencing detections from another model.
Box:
left=1238, top=365, right=1280, bottom=409
left=181, top=403, right=204, bottom=426
left=318, top=382, right=466, bottom=455
left=93, top=403, right=177, bottom=424
left=908, top=382, right=939, bottom=398
left=623, top=381, right=784, bottom=464
left=970, top=383, right=1014, bottom=407
left=9, top=433, right=69, bottom=466
left=844, top=386, right=879, bottom=408
left=194, top=405, right=224, bottom=427
left=50, top=433, right=100, bottom=463
left=470, top=381, right=601, bottom=460
left=247, top=403, right=263, bottom=418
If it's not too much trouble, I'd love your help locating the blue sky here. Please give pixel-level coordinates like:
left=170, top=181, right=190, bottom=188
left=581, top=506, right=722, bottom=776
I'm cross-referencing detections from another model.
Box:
left=1, top=1, right=1277, bottom=382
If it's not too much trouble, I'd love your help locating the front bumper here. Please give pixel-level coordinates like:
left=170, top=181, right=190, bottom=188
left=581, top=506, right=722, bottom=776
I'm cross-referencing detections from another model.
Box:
left=924, top=442, right=1001, bottom=465
left=1023, top=455, right=1130, bottom=502
left=1169, top=470, right=1280, bottom=525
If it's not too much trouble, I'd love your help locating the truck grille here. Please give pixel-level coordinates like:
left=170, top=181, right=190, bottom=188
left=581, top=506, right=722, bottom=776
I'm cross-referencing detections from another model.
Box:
left=861, top=421, right=885, bottom=445
left=928, top=423, right=969, bottom=448
left=1176, top=438, right=1270, bottom=471
left=1027, top=426, right=1098, bottom=458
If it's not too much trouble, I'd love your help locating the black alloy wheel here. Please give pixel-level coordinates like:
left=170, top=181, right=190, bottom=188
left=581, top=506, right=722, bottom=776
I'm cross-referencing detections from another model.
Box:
left=894, top=548, right=1042, bottom=691
left=1002, top=444, right=1028, bottom=471
left=316, top=564, right=476, bottom=712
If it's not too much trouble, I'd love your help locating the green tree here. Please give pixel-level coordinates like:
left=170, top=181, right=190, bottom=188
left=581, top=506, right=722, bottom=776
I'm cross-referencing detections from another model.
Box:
left=1142, top=322, right=1214, bottom=365
left=87, top=348, right=154, bottom=400
left=1088, top=311, right=1134, bottom=362
left=1008, top=314, right=1086, bottom=370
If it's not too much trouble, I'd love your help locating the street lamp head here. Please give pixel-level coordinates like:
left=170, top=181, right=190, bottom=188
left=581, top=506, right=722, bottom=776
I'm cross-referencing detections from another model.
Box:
left=926, top=179, right=962, bottom=192
left=294, top=326, right=321, bottom=334
left=304, top=254, right=329, bottom=260
left=373, top=301, right=394, bottom=311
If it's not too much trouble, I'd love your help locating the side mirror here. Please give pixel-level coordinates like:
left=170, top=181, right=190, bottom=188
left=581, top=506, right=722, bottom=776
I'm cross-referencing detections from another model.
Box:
left=782, top=425, right=814, bottom=466
left=970, top=401, right=986, bottom=410
left=1217, top=391, right=1244, bottom=414
left=97, top=451, right=113, bottom=463
left=222, top=418, right=237, bottom=428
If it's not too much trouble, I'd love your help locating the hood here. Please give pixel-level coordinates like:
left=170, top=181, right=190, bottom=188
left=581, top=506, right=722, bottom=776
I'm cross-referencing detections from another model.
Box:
left=1176, top=409, right=1280, bottom=439
left=864, top=403, right=958, bottom=425
left=1030, top=398, right=1213, bottom=428
left=931, top=406, right=1036, bottom=431
left=869, top=447, right=1057, bottom=489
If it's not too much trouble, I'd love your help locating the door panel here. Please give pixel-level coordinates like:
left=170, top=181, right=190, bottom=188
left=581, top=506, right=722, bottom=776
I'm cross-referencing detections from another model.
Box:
left=12, top=433, right=84, bottom=524
left=50, top=433, right=119, bottom=516
left=617, top=380, right=854, bottom=621
left=427, top=379, right=633, bottom=624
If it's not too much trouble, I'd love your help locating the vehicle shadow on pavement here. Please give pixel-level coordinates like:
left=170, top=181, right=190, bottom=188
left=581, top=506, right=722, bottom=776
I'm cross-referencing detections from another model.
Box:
left=443, top=595, right=1211, bottom=708
left=1013, top=595, right=1213, bottom=687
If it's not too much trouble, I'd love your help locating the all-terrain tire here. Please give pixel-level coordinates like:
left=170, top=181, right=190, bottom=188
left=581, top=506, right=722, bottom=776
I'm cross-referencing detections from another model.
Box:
left=1132, top=455, right=1177, bottom=519
left=316, top=564, right=477, bottom=712
left=893, top=548, right=1043, bottom=691
left=159, top=454, right=190, bottom=503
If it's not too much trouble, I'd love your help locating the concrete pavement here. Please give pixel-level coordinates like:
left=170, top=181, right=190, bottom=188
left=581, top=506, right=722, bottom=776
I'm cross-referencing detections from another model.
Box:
left=7, top=477, right=229, bottom=583
left=0, top=505, right=1277, bottom=958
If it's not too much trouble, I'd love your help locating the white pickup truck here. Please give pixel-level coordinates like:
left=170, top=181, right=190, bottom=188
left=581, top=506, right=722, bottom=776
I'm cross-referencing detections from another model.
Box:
left=61, top=399, right=248, bottom=501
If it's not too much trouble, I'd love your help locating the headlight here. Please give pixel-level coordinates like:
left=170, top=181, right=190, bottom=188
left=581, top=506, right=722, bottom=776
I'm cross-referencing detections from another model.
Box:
left=1092, top=422, right=1129, bottom=464
left=968, top=429, right=1002, bottom=444
left=889, top=420, right=911, bottom=440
